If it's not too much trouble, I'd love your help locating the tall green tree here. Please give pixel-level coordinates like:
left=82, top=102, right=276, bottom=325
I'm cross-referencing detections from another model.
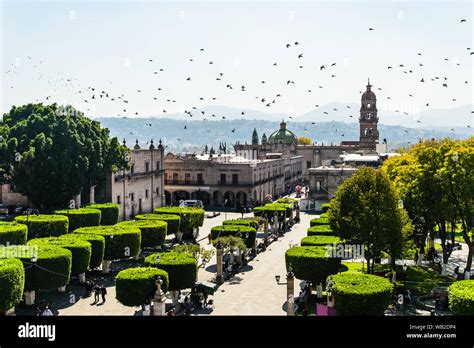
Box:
left=261, top=133, right=267, bottom=145
left=0, top=103, right=128, bottom=210
left=252, top=128, right=259, bottom=145
left=327, top=167, right=409, bottom=274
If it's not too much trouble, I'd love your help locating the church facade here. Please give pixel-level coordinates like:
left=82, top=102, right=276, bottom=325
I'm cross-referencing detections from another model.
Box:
left=234, top=80, right=385, bottom=179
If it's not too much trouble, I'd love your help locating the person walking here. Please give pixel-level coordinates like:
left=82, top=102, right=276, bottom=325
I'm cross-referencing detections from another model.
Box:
left=42, top=306, right=53, bottom=316
left=100, top=286, right=107, bottom=303
left=93, top=284, right=100, bottom=303
left=240, top=206, right=245, bottom=218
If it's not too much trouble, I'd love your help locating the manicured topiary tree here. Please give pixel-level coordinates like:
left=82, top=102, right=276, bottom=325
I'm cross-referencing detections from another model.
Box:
left=301, top=235, right=341, bottom=247
left=55, top=208, right=101, bottom=232
left=115, top=267, right=169, bottom=307
left=307, top=225, right=334, bottom=236
left=0, top=222, right=28, bottom=245
left=223, top=218, right=259, bottom=230
left=253, top=203, right=292, bottom=220
left=321, top=203, right=331, bottom=214
left=330, top=272, right=394, bottom=315
left=310, top=216, right=330, bottom=226
left=285, top=246, right=341, bottom=285
left=59, top=233, right=105, bottom=269
left=117, top=220, right=167, bottom=248
left=86, top=203, right=120, bottom=225
left=449, top=280, right=474, bottom=315
left=0, top=258, right=24, bottom=313
left=15, top=214, right=69, bottom=239
left=144, top=252, right=197, bottom=292
left=135, top=214, right=180, bottom=235
left=154, top=207, right=204, bottom=232
left=74, top=225, right=141, bottom=261
left=0, top=245, right=71, bottom=292
left=28, top=237, right=91, bottom=276
left=210, top=225, right=257, bottom=249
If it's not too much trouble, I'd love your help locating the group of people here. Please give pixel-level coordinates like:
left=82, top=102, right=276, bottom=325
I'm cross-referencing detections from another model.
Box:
left=35, top=304, right=53, bottom=316
left=85, top=281, right=107, bottom=304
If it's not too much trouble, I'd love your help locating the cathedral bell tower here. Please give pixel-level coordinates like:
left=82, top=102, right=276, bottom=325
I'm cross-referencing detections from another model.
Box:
left=359, top=78, right=379, bottom=151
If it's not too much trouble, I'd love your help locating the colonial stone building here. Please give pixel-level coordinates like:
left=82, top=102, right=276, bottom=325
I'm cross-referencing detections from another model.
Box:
left=234, top=80, right=387, bottom=179
left=164, top=152, right=302, bottom=208
left=104, top=139, right=166, bottom=220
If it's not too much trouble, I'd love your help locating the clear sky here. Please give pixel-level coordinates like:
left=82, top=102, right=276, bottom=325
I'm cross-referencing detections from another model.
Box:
left=1, top=0, right=472, bottom=122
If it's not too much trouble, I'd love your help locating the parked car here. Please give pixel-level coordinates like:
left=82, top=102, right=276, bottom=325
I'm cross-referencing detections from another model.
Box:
left=179, top=200, right=204, bottom=209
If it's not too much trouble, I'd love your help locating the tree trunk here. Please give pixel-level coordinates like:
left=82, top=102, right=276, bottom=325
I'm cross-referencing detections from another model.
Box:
left=464, top=243, right=474, bottom=279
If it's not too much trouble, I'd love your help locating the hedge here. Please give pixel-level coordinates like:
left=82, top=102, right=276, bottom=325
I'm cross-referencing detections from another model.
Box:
left=0, top=222, right=28, bottom=246
left=301, top=235, right=341, bottom=247
left=87, top=203, right=120, bottom=225
left=115, top=267, right=169, bottom=307
left=307, top=225, right=334, bottom=236
left=0, top=245, right=71, bottom=291
left=449, top=280, right=474, bottom=315
left=285, top=246, right=341, bottom=285
left=310, top=216, right=330, bottom=226
left=211, top=225, right=257, bottom=248
left=15, top=214, right=69, bottom=239
left=321, top=203, right=331, bottom=214
left=145, top=252, right=197, bottom=291
left=135, top=214, right=180, bottom=235
left=330, top=272, right=394, bottom=315
left=28, top=237, right=91, bottom=276
left=117, top=220, right=167, bottom=248
left=59, top=234, right=105, bottom=269
left=55, top=208, right=101, bottom=232
left=154, top=207, right=204, bottom=232
left=223, top=218, right=259, bottom=230
left=0, top=258, right=24, bottom=312
left=253, top=203, right=292, bottom=219
left=74, top=225, right=141, bottom=261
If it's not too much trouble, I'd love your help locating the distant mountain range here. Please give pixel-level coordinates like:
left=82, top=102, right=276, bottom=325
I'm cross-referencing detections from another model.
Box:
left=97, top=104, right=473, bottom=153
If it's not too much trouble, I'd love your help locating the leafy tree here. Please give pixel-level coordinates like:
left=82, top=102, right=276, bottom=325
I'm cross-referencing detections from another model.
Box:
left=204, top=144, right=208, bottom=154
left=252, top=128, right=259, bottom=145
left=261, top=133, right=267, bottom=145
left=0, top=103, right=128, bottom=210
left=214, top=236, right=246, bottom=254
left=327, top=167, right=409, bottom=274
left=297, top=136, right=313, bottom=145
left=172, top=243, right=214, bottom=269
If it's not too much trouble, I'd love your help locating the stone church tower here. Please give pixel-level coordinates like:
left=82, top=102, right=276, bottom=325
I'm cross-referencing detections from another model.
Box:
left=359, top=79, right=379, bottom=152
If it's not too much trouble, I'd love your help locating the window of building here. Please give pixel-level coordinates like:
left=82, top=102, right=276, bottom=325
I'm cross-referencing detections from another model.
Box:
left=316, top=181, right=321, bottom=191
left=130, top=192, right=135, bottom=201
left=307, top=161, right=312, bottom=169
left=220, top=173, right=226, bottom=184
left=197, top=173, right=203, bottom=184
left=145, top=162, right=150, bottom=172
left=131, top=164, right=135, bottom=174
left=185, top=173, right=191, bottom=184
left=173, top=173, right=178, bottom=183
left=156, top=187, right=160, bottom=196
left=145, top=189, right=149, bottom=198
left=232, top=174, right=238, bottom=184
left=117, top=195, right=121, bottom=204
left=156, top=161, right=160, bottom=171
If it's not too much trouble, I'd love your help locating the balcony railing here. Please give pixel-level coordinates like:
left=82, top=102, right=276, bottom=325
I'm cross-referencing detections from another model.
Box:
left=114, top=169, right=164, bottom=182
left=165, top=180, right=205, bottom=185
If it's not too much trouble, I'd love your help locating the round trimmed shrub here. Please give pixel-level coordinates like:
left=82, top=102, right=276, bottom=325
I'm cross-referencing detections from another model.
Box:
left=15, top=214, right=69, bottom=239
left=28, top=237, right=91, bottom=275
left=0, top=245, right=71, bottom=291
left=223, top=218, right=259, bottom=229
left=144, top=252, right=197, bottom=291
left=307, top=225, right=334, bottom=236
left=330, top=272, right=394, bottom=315
left=210, top=225, right=257, bottom=249
left=253, top=203, right=292, bottom=219
left=86, top=203, right=120, bottom=225
left=154, top=207, right=204, bottom=232
left=117, top=220, right=167, bottom=248
left=285, top=246, right=341, bottom=285
left=0, top=222, right=28, bottom=245
left=74, top=225, right=141, bottom=261
left=301, top=235, right=341, bottom=247
left=55, top=208, right=101, bottom=232
left=0, top=258, right=24, bottom=312
left=59, top=234, right=105, bottom=269
left=135, top=214, right=180, bottom=235
left=310, top=216, right=330, bottom=226
left=115, top=267, right=169, bottom=307
left=449, top=280, right=474, bottom=315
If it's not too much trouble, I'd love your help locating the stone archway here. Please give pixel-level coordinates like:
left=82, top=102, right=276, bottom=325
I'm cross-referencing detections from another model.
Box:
left=235, top=191, right=247, bottom=208
left=174, top=191, right=190, bottom=205
left=213, top=191, right=223, bottom=207
left=224, top=191, right=235, bottom=208
left=191, top=190, right=211, bottom=206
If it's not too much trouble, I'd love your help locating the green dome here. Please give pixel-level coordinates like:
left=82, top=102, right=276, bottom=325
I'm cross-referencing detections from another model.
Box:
left=267, top=121, right=297, bottom=145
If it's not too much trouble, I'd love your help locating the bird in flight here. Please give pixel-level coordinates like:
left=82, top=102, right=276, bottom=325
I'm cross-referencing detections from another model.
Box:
left=320, top=65, right=326, bottom=70
left=369, top=27, right=374, bottom=31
